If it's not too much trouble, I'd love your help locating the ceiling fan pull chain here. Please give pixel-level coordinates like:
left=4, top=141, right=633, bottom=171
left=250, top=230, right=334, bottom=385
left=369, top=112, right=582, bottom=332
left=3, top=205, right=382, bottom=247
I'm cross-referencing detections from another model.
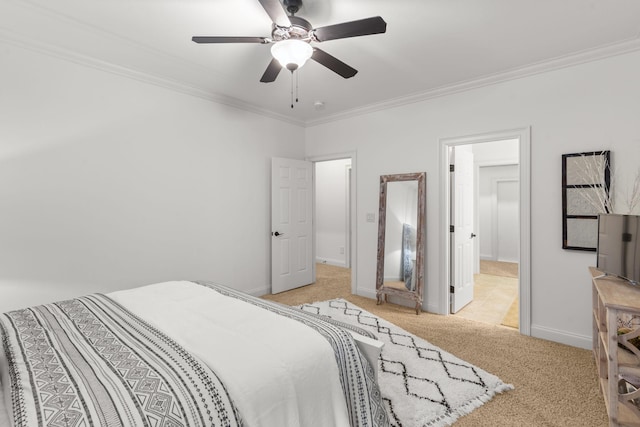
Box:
left=290, top=71, right=294, bottom=108
left=295, top=70, right=299, bottom=104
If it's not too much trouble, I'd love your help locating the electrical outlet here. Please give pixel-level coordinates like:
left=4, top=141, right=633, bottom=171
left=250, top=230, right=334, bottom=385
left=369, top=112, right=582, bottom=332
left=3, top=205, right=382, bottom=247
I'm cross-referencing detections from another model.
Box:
left=339, top=247, right=344, bottom=254
left=366, top=213, right=375, bottom=223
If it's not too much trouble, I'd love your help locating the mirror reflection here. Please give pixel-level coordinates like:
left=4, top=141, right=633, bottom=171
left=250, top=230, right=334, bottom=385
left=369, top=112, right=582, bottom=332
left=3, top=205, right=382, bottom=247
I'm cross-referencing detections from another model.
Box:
left=376, top=172, right=426, bottom=314
left=383, top=181, right=419, bottom=291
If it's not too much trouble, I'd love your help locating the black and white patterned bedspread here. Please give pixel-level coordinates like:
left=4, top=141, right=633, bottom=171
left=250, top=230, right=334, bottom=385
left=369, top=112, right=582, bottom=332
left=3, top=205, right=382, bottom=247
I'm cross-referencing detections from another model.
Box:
left=1, top=282, right=390, bottom=427
left=0, top=294, right=242, bottom=427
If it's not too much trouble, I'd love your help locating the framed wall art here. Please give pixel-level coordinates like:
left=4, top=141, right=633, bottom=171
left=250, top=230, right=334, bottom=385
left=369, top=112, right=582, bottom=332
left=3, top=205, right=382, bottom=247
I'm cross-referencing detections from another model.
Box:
left=561, top=150, right=611, bottom=251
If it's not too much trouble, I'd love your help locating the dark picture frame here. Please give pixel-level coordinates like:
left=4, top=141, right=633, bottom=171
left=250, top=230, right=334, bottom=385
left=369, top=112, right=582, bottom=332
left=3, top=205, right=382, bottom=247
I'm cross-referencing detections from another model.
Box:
left=561, top=150, right=611, bottom=251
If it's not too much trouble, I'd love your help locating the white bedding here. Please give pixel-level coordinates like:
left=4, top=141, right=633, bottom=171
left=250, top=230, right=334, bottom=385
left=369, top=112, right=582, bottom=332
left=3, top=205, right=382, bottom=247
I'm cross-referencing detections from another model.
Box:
left=108, top=281, right=351, bottom=427
left=0, top=379, right=9, bottom=427
left=0, top=281, right=387, bottom=427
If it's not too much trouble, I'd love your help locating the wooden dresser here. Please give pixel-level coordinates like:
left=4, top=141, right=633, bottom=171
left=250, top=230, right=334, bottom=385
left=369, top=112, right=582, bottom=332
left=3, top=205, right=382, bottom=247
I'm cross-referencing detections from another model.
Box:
left=592, top=267, right=640, bottom=426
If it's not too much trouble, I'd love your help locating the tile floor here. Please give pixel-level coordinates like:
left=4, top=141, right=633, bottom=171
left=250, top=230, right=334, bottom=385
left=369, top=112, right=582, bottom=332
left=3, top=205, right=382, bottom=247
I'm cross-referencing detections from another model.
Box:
left=453, top=270, right=518, bottom=326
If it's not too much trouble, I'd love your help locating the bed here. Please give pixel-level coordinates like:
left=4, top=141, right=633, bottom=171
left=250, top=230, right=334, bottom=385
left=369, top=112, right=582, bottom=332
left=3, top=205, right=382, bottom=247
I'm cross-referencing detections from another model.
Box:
left=0, top=281, right=388, bottom=427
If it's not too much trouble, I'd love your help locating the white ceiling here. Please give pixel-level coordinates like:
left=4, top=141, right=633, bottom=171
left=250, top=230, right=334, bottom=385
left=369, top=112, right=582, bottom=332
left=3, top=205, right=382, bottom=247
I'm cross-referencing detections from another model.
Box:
left=2, top=0, right=640, bottom=125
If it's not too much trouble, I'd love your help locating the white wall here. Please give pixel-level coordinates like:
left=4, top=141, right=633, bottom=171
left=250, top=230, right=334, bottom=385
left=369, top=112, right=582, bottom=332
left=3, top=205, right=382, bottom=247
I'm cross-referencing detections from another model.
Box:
left=0, top=43, right=305, bottom=313
left=473, top=139, right=519, bottom=165
left=305, top=50, right=640, bottom=348
left=478, top=165, right=519, bottom=261
left=3, top=36, right=640, bottom=350
left=315, top=159, right=351, bottom=266
left=472, top=140, right=519, bottom=271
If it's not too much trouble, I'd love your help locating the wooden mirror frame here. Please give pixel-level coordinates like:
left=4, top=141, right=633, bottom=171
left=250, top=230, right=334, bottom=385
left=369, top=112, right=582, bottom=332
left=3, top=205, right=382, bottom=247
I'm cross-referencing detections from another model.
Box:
left=375, top=172, right=426, bottom=314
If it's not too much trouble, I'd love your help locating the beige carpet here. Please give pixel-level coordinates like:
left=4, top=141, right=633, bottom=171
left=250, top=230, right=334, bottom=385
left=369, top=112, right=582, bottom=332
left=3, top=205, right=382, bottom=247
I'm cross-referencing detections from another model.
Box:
left=263, top=264, right=607, bottom=427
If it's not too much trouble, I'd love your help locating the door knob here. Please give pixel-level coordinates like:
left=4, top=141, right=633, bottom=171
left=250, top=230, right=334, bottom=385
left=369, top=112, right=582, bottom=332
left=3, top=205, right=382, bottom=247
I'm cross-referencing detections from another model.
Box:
left=470, top=233, right=477, bottom=238
left=273, top=231, right=284, bottom=237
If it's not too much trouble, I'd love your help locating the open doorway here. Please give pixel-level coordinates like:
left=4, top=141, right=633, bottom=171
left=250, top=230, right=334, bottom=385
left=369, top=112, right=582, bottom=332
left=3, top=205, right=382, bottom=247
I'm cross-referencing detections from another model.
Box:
left=452, top=141, right=520, bottom=327
left=315, top=159, right=351, bottom=267
left=440, top=129, right=531, bottom=335
left=312, top=154, right=356, bottom=294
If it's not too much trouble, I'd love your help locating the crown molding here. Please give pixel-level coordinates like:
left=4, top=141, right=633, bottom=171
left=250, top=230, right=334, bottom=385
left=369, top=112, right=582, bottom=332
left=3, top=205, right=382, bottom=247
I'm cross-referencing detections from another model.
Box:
left=2, top=0, right=305, bottom=127
left=305, top=36, right=640, bottom=128
left=0, top=28, right=305, bottom=128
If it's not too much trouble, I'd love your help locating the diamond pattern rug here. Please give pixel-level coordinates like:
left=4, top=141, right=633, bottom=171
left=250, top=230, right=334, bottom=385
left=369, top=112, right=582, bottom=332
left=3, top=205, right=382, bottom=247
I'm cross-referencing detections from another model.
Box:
left=299, top=299, right=514, bottom=427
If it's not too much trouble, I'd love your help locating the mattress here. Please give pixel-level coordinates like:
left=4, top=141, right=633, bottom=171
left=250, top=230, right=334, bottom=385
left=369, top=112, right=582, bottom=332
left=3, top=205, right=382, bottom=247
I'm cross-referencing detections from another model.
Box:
left=0, top=281, right=388, bottom=427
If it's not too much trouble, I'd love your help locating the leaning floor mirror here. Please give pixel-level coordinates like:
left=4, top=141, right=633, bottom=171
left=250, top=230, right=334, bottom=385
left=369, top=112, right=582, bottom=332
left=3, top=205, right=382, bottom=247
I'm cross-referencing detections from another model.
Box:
left=376, top=172, right=426, bottom=314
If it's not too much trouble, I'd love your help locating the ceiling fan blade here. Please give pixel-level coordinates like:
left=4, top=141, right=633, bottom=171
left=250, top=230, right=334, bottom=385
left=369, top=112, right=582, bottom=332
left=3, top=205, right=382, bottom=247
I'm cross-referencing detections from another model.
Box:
left=313, top=16, right=387, bottom=42
left=258, top=0, right=291, bottom=27
left=311, top=48, right=357, bottom=79
left=192, top=36, right=269, bottom=44
left=260, top=58, right=282, bottom=83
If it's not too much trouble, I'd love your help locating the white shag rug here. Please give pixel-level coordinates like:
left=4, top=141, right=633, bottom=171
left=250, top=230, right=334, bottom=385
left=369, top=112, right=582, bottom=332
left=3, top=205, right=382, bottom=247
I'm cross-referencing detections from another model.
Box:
left=299, top=299, right=514, bottom=427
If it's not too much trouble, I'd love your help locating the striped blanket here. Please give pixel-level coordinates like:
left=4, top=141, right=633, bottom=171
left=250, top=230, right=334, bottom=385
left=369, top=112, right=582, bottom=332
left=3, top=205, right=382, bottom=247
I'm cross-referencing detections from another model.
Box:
left=1, top=282, right=389, bottom=427
left=1, top=294, right=242, bottom=427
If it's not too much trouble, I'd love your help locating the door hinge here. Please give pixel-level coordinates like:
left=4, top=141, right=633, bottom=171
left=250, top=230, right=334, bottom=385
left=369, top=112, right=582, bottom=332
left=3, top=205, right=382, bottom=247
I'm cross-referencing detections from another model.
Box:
left=450, top=225, right=454, bottom=233
left=450, top=164, right=454, bottom=172
left=450, top=286, right=455, bottom=293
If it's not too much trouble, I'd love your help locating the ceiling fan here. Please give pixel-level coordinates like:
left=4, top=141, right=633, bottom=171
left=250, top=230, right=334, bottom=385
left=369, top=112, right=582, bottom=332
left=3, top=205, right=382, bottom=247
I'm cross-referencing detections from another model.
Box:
left=192, top=0, right=387, bottom=83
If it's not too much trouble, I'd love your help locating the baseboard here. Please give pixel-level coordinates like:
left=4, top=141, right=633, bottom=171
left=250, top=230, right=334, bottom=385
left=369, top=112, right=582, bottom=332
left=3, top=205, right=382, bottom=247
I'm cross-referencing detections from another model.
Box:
left=357, top=287, right=377, bottom=300
left=316, top=257, right=347, bottom=268
left=356, top=287, right=434, bottom=313
left=530, top=324, right=591, bottom=350
left=425, top=301, right=442, bottom=314
left=246, top=285, right=271, bottom=297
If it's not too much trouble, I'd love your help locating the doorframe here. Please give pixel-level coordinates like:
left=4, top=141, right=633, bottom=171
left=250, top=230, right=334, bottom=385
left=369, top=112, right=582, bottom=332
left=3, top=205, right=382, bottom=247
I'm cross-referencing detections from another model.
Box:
left=345, top=164, right=352, bottom=269
left=439, top=128, right=531, bottom=335
left=308, top=151, right=357, bottom=294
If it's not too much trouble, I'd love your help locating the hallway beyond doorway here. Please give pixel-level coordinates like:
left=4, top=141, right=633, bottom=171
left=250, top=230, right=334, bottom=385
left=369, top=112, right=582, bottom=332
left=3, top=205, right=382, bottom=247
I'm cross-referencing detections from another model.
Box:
left=453, top=260, right=519, bottom=328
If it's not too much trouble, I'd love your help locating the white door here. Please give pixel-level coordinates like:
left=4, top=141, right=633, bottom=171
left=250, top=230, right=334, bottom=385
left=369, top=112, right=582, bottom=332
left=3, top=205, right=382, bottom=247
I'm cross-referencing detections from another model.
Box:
left=271, top=158, right=313, bottom=293
left=451, top=147, right=475, bottom=313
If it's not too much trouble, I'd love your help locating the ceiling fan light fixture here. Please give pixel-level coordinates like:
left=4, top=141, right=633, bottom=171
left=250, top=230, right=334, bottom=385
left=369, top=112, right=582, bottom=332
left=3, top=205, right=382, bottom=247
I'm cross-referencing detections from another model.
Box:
left=271, top=39, right=313, bottom=71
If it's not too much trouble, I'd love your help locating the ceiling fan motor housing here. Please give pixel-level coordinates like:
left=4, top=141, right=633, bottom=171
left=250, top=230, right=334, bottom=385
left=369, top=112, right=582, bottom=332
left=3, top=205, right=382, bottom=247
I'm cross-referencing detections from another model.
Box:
left=272, top=16, right=313, bottom=42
